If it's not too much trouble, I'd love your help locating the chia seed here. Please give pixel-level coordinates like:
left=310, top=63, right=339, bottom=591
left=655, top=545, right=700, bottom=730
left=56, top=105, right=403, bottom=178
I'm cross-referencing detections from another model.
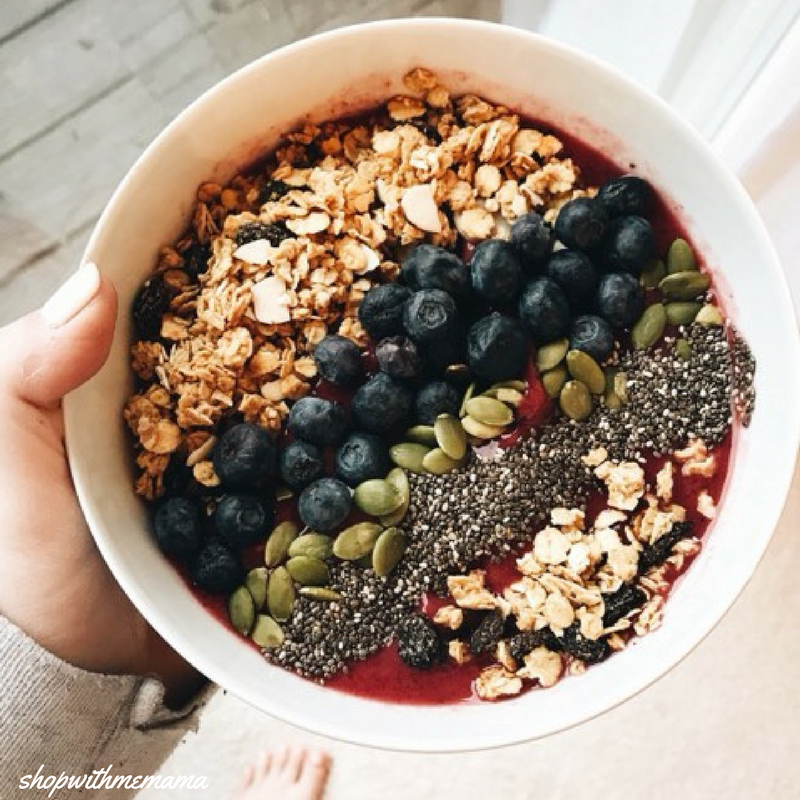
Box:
left=268, top=325, right=755, bottom=680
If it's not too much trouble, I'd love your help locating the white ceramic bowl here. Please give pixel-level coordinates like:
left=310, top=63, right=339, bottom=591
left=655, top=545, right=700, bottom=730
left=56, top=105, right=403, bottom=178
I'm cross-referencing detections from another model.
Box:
left=65, top=19, right=800, bottom=751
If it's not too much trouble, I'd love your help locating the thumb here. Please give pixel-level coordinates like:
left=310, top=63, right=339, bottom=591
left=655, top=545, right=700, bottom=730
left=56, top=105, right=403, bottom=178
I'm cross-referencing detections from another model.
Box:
left=0, top=263, right=118, bottom=409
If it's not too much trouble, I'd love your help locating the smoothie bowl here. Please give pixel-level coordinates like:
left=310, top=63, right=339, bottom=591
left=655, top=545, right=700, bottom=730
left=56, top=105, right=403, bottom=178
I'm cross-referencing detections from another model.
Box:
left=64, top=19, right=800, bottom=751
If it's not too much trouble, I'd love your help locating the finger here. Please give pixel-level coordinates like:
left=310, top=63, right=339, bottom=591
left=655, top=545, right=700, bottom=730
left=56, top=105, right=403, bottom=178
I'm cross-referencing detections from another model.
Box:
left=297, top=750, right=330, bottom=799
left=281, top=747, right=306, bottom=783
left=0, top=263, right=117, bottom=411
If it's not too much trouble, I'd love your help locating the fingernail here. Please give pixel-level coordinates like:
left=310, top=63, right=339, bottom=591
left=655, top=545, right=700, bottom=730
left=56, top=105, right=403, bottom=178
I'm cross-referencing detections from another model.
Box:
left=41, top=262, right=101, bottom=328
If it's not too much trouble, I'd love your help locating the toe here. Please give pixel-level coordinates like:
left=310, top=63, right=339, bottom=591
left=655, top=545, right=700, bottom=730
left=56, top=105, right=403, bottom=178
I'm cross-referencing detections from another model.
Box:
left=273, top=745, right=290, bottom=774
left=240, top=765, right=255, bottom=790
left=297, top=750, right=330, bottom=800
left=259, top=751, right=273, bottom=778
left=281, top=746, right=306, bottom=782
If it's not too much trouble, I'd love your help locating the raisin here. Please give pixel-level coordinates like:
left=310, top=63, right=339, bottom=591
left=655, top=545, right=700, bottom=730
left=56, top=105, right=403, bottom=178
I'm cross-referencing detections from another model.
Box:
left=397, top=614, right=443, bottom=670
left=183, top=242, right=211, bottom=280
left=602, top=583, right=647, bottom=627
left=507, top=629, right=561, bottom=663
left=468, top=612, right=505, bottom=655
left=234, top=221, right=292, bottom=248
left=132, top=275, right=171, bottom=340
left=561, top=623, right=611, bottom=665
left=410, top=119, right=442, bottom=143
left=639, top=521, right=694, bottom=572
left=258, top=179, right=290, bottom=204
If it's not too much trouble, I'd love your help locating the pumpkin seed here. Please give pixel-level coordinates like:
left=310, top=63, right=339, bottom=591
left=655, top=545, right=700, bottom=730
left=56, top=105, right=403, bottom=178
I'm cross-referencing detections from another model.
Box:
left=267, top=567, right=295, bottom=622
left=288, top=533, right=333, bottom=560
left=542, top=365, right=568, bottom=399
left=275, top=485, right=294, bottom=501
left=228, top=586, right=255, bottom=635
left=264, top=521, right=298, bottom=568
left=640, top=258, right=666, bottom=289
left=665, top=301, right=701, bottom=326
left=559, top=380, right=592, bottom=421
left=614, top=371, right=629, bottom=404
left=631, top=303, right=666, bottom=350
left=251, top=615, right=284, bottom=649
left=390, top=442, right=430, bottom=473
left=245, top=567, right=269, bottom=611
left=536, top=338, right=569, bottom=372
left=405, top=425, right=437, bottom=446
left=372, top=527, right=407, bottom=577
left=495, top=387, right=524, bottom=406
left=434, top=414, right=467, bottom=460
left=459, top=382, right=476, bottom=417
left=354, top=479, right=402, bottom=516
left=423, top=447, right=461, bottom=474
left=565, top=349, right=605, bottom=394
left=675, top=338, right=692, bottom=361
left=299, top=587, right=343, bottom=602
left=465, top=396, right=513, bottom=426
left=379, top=468, right=410, bottom=526
left=445, top=363, right=469, bottom=378
left=659, top=271, right=710, bottom=301
left=666, top=238, right=697, bottom=274
left=603, top=387, right=622, bottom=410
left=286, top=555, right=330, bottom=586
left=695, top=303, right=723, bottom=326
left=490, top=380, right=527, bottom=392
left=333, top=522, right=383, bottom=560
left=462, top=415, right=506, bottom=440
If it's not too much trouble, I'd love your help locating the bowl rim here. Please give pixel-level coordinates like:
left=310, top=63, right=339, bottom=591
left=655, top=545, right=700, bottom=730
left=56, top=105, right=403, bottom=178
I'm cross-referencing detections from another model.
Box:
left=65, top=16, right=800, bottom=752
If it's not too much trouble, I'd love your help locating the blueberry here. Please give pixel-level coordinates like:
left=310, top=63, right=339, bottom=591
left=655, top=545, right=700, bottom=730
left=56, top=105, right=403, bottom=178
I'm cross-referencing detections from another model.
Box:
left=298, top=478, right=353, bottom=532
left=569, top=315, right=615, bottom=363
left=214, top=493, right=274, bottom=548
left=554, top=197, right=608, bottom=251
left=213, top=423, right=277, bottom=489
left=518, top=276, right=572, bottom=343
left=313, top=334, right=363, bottom=386
left=190, top=540, right=244, bottom=594
left=132, top=275, right=171, bottom=340
left=351, top=373, right=413, bottom=432
left=234, top=221, right=292, bottom=247
left=358, top=283, right=412, bottom=340
left=402, top=289, right=459, bottom=344
left=401, top=244, right=470, bottom=299
left=600, top=216, right=655, bottom=275
left=153, top=497, right=203, bottom=558
left=183, top=242, right=211, bottom=280
left=510, top=212, right=552, bottom=267
left=397, top=614, right=443, bottom=669
left=544, top=249, right=598, bottom=309
left=258, top=179, right=290, bottom=204
left=470, top=240, right=523, bottom=307
left=467, top=313, right=528, bottom=382
left=596, top=272, right=645, bottom=328
left=375, top=335, right=422, bottom=380
left=597, top=174, right=651, bottom=218
left=279, top=440, right=324, bottom=491
left=414, top=380, right=461, bottom=424
left=288, top=397, right=349, bottom=446
left=335, top=432, right=391, bottom=487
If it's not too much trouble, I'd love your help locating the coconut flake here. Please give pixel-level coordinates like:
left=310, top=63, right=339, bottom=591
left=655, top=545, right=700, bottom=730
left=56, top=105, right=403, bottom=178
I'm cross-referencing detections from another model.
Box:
left=401, top=184, right=441, bottom=232
left=233, top=239, right=275, bottom=266
left=357, top=244, right=381, bottom=274
left=251, top=275, right=291, bottom=324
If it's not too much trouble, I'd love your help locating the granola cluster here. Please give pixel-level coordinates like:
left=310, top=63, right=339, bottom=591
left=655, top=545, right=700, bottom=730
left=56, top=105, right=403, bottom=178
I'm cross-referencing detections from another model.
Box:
left=124, top=68, right=587, bottom=499
left=436, top=445, right=718, bottom=700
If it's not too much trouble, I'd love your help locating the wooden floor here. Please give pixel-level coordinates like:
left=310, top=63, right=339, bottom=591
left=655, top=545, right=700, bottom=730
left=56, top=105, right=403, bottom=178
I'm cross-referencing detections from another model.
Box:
left=0, top=0, right=500, bottom=324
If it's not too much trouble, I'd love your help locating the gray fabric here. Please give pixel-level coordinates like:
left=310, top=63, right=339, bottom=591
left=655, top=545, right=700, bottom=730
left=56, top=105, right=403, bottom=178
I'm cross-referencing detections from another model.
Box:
left=0, top=616, right=212, bottom=799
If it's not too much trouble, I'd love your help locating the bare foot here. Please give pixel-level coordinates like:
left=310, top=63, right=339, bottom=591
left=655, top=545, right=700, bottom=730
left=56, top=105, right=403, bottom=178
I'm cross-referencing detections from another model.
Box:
left=235, top=746, right=330, bottom=800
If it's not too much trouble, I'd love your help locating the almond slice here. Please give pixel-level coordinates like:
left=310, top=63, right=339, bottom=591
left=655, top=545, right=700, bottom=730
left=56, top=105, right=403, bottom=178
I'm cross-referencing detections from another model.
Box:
left=234, top=239, right=275, bottom=265
left=401, top=184, right=441, bottom=233
left=357, top=244, right=381, bottom=274
left=251, top=276, right=291, bottom=324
